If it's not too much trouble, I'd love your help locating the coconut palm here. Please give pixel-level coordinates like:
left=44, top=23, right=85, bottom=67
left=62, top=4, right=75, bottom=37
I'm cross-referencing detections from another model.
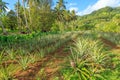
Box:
left=0, top=0, right=8, bottom=12
left=0, top=0, right=8, bottom=34
left=14, top=0, right=21, bottom=30
left=17, top=0, right=20, bottom=29
left=22, top=0, right=30, bottom=32
left=55, top=0, right=66, bottom=21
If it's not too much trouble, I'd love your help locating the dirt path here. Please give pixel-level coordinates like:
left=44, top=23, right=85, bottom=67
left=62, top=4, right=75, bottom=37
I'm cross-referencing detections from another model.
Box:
left=13, top=57, right=51, bottom=80
left=13, top=48, right=68, bottom=80
left=42, top=46, right=70, bottom=80
left=13, top=34, right=79, bottom=80
left=100, top=37, right=120, bottom=49
left=13, top=44, right=71, bottom=80
left=9, top=34, right=120, bottom=80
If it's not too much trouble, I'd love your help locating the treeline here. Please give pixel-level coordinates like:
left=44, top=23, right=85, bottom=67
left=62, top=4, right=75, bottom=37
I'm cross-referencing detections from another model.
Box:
left=0, top=0, right=120, bottom=34
left=0, top=0, right=76, bottom=34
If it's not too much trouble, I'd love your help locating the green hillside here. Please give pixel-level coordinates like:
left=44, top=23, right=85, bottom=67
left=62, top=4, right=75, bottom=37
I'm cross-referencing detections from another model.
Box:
left=77, top=6, right=120, bottom=32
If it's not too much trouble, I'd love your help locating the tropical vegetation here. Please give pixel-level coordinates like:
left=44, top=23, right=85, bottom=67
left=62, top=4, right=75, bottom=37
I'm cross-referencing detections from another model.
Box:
left=0, top=0, right=120, bottom=80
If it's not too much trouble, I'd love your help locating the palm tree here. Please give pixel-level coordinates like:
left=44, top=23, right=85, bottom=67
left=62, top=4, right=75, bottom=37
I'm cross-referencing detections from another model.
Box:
left=55, top=0, right=66, bottom=21
left=71, top=10, right=76, bottom=20
left=27, top=0, right=53, bottom=31
left=0, top=0, right=8, bottom=12
left=56, top=0, right=66, bottom=10
left=22, top=0, right=29, bottom=31
left=0, top=0, right=8, bottom=34
left=26, top=0, right=34, bottom=29
left=15, top=0, right=21, bottom=30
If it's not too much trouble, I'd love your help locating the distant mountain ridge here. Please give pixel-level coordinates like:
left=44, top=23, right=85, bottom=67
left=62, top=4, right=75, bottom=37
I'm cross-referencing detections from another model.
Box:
left=79, top=6, right=120, bottom=21
left=76, top=6, right=120, bottom=32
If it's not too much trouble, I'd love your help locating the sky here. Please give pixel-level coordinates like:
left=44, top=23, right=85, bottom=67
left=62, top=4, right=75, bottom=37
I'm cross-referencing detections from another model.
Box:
left=3, top=0, right=120, bottom=16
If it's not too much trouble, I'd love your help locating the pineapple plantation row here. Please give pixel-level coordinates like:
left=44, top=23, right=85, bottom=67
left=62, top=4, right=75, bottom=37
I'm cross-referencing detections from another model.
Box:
left=0, top=31, right=120, bottom=80
left=0, top=31, right=81, bottom=80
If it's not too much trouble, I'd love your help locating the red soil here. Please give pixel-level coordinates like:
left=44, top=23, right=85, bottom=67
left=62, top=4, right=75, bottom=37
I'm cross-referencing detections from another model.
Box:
left=1, top=60, right=17, bottom=67
left=13, top=35, right=119, bottom=80
left=100, top=37, right=120, bottom=49
left=13, top=40, right=73, bottom=80
left=13, top=57, right=51, bottom=80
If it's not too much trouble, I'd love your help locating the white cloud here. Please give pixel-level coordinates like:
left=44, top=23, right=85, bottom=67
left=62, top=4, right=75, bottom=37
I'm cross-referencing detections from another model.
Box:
left=69, top=7, right=78, bottom=12
left=78, top=0, right=120, bottom=15
left=69, top=3, right=77, bottom=6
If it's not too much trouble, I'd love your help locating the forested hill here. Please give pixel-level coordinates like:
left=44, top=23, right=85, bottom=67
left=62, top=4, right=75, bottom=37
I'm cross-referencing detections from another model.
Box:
left=77, top=6, right=120, bottom=32
left=80, top=6, right=120, bottom=19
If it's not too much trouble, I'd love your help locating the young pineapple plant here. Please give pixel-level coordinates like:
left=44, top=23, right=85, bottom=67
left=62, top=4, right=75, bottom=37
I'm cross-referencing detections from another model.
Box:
left=18, top=56, right=34, bottom=70
left=0, top=50, right=5, bottom=64
left=6, top=49, right=17, bottom=60
left=68, top=37, right=110, bottom=80
left=0, top=64, right=18, bottom=80
left=69, top=38, right=91, bottom=80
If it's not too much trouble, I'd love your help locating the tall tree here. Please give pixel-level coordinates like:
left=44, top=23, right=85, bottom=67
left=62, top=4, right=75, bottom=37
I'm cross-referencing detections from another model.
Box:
left=55, top=0, right=66, bottom=21
left=22, top=0, right=29, bottom=31
left=56, top=0, right=66, bottom=10
left=26, top=0, right=53, bottom=32
left=71, top=10, right=76, bottom=20
left=14, top=0, right=21, bottom=30
left=0, top=0, right=8, bottom=34
left=17, top=0, right=20, bottom=29
left=7, top=10, right=17, bottom=30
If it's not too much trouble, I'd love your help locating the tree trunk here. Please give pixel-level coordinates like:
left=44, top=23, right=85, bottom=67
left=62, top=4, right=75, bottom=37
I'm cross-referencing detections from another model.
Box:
left=17, top=0, right=20, bottom=30
left=28, top=1, right=32, bottom=29
left=22, top=0, right=29, bottom=31
left=0, top=20, right=6, bottom=34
